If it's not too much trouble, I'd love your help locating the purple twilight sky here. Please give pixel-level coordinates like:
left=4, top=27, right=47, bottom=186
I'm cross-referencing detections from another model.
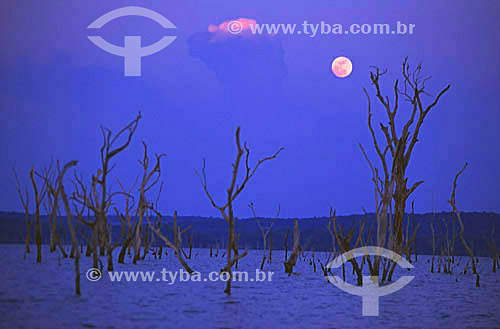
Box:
left=1, top=0, right=499, bottom=218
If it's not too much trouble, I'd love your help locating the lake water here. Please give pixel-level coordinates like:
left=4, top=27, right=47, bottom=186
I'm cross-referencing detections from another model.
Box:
left=0, top=244, right=499, bottom=329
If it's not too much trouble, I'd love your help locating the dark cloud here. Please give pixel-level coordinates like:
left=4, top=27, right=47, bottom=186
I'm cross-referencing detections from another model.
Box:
left=187, top=26, right=287, bottom=92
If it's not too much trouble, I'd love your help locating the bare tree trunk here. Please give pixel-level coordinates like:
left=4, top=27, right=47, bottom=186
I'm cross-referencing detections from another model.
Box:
left=361, top=58, right=450, bottom=266
left=259, top=235, right=267, bottom=271
left=249, top=202, right=274, bottom=270
left=311, top=248, right=316, bottom=272
left=224, top=219, right=234, bottom=294
left=25, top=221, right=32, bottom=254
left=448, top=163, right=476, bottom=274
left=284, top=220, right=300, bottom=275
left=188, top=234, right=193, bottom=259
left=148, top=211, right=195, bottom=274
left=284, top=228, right=289, bottom=261
left=142, top=223, right=151, bottom=260
left=57, top=233, right=68, bottom=258
left=196, top=127, right=282, bottom=294
left=30, top=167, right=43, bottom=264
left=118, top=230, right=134, bottom=264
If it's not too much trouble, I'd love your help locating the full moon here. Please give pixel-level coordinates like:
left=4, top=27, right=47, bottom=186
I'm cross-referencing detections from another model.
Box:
left=331, top=56, right=353, bottom=78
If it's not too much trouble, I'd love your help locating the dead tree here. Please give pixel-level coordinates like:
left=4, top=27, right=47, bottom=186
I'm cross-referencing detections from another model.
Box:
left=73, top=113, right=141, bottom=271
left=196, top=127, right=283, bottom=295
left=284, top=219, right=300, bottom=275
left=115, top=178, right=138, bottom=264
left=172, top=210, right=193, bottom=261
left=39, top=160, right=80, bottom=294
left=37, top=163, right=73, bottom=258
left=359, top=143, right=394, bottom=277
left=448, top=163, right=476, bottom=274
left=185, top=231, right=193, bottom=259
left=56, top=161, right=80, bottom=295
left=132, top=142, right=165, bottom=264
left=157, top=215, right=163, bottom=259
left=29, top=166, right=47, bottom=263
left=284, top=228, right=290, bottom=261
left=35, top=163, right=60, bottom=254
left=361, top=57, right=450, bottom=257
left=386, top=212, right=419, bottom=282
left=73, top=175, right=99, bottom=269
left=147, top=210, right=194, bottom=273
left=98, top=114, right=141, bottom=270
left=483, top=217, right=499, bottom=272
left=126, top=143, right=194, bottom=272
left=331, top=208, right=365, bottom=286
left=38, top=163, right=74, bottom=256
left=248, top=202, right=276, bottom=270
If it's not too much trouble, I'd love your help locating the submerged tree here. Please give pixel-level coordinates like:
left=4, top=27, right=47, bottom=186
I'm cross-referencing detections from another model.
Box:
left=360, top=57, right=450, bottom=275
left=284, top=219, right=300, bottom=275
left=29, top=166, right=48, bottom=263
left=132, top=142, right=165, bottom=264
left=196, top=127, right=283, bottom=295
left=147, top=210, right=195, bottom=274
left=248, top=202, right=278, bottom=270
left=448, top=163, right=477, bottom=275
left=483, top=216, right=500, bottom=273
left=330, top=208, right=365, bottom=285
left=73, top=113, right=141, bottom=271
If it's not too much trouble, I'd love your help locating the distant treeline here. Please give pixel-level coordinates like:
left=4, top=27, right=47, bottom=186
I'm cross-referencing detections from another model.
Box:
left=1, top=211, right=499, bottom=256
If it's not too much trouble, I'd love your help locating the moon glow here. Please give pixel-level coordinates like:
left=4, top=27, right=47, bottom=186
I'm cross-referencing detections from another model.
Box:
left=331, top=56, right=353, bottom=78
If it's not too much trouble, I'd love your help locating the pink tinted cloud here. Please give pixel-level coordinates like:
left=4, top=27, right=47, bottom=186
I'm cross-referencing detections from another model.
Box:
left=207, top=18, right=266, bottom=40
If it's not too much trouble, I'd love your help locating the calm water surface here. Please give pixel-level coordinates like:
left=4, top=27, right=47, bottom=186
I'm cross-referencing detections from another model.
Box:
left=0, top=245, right=499, bottom=329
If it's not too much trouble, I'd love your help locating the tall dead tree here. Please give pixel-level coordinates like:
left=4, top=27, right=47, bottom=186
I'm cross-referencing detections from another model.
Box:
left=127, top=143, right=195, bottom=272
left=37, top=160, right=80, bottom=294
left=133, top=142, right=165, bottom=264
left=196, top=127, right=283, bottom=295
left=37, top=163, right=69, bottom=255
left=73, top=113, right=141, bottom=271
left=55, top=161, right=80, bottom=294
left=448, top=163, right=477, bottom=274
left=115, top=178, right=138, bottom=264
left=360, top=57, right=450, bottom=274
